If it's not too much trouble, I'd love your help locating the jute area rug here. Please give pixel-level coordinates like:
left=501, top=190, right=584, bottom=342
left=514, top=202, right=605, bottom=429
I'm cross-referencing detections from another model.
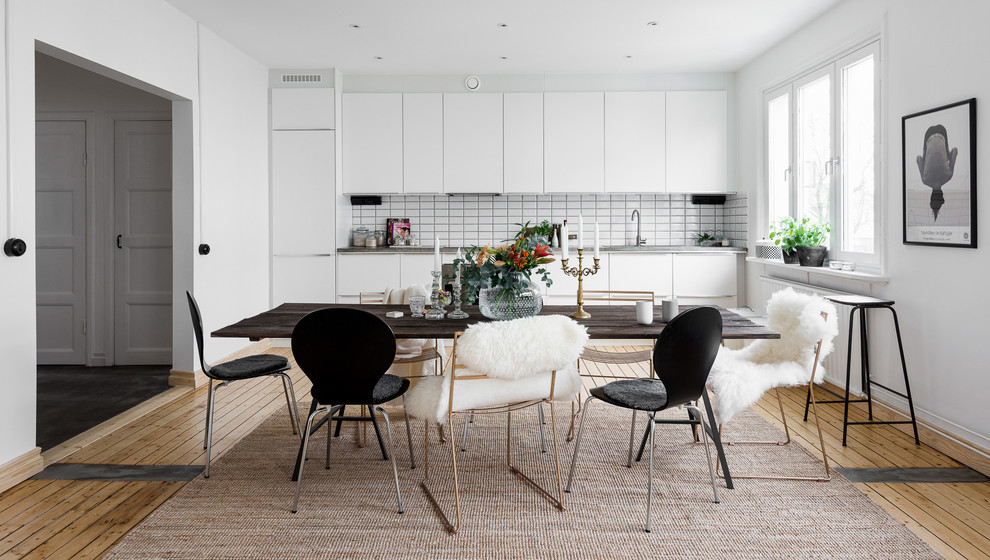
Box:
left=105, top=402, right=940, bottom=559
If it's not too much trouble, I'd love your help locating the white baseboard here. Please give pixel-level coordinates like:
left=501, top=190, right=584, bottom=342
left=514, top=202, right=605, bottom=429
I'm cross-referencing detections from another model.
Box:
left=0, top=447, right=44, bottom=494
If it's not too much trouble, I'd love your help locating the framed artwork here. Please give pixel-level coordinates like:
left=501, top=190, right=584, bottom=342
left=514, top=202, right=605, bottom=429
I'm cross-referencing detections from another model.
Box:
left=902, top=98, right=977, bottom=248
left=386, top=218, right=411, bottom=247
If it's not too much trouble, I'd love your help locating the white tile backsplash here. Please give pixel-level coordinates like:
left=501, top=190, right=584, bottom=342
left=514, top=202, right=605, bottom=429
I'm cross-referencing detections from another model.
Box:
left=350, top=193, right=748, bottom=247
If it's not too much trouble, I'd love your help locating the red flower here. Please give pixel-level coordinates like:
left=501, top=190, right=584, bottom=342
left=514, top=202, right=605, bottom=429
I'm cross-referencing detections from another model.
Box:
left=534, top=244, right=552, bottom=258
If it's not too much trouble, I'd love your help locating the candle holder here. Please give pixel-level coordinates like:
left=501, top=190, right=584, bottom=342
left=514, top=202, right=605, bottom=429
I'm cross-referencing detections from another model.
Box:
left=560, top=248, right=601, bottom=319
left=448, top=272, right=469, bottom=319
left=425, top=270, right=446, bottom=320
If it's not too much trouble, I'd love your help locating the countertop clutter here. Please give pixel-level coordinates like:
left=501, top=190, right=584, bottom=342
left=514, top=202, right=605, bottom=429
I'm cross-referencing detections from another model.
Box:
left=338, top=245, right=748, bottom=254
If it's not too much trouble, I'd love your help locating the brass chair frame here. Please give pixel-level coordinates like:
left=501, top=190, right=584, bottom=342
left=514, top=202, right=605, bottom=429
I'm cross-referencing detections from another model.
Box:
left=715, top=311, right=832, bottom=482
left=421, top=331, right=566, bottom=534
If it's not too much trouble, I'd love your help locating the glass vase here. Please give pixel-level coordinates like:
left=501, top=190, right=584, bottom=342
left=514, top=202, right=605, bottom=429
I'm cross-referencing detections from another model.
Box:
left=478, top=279, right=544, bottom=321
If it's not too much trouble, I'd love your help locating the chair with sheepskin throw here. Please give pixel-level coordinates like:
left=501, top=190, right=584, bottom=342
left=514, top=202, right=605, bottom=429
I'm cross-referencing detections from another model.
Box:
left=405, top=314, right=588, bottom=533
left=707, top=287, right=838, bottom=481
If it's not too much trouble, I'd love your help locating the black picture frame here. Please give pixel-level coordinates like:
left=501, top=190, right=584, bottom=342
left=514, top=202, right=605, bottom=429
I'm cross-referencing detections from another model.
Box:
left=902, top=98, right=977, bottom=248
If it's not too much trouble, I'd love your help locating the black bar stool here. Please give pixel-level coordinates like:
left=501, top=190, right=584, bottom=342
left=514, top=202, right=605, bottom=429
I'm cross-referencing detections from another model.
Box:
left=804, top=294, right=920, bottom=446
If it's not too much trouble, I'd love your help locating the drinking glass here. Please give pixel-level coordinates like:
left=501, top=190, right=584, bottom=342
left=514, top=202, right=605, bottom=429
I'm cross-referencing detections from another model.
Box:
left=409, top=295, right=426, bottom=316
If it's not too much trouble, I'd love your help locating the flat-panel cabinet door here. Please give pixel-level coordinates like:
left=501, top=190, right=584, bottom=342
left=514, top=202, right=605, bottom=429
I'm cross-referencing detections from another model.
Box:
left=547, top=254, right=609, bottom=299
left=399, top=253, right=436, bottom=289
left=444, top=93, right=502, bottom=193
left=273, top=256, right=335, bottom=306
left=404, top=93, right=444, bottom=193
left=605, top=92, right=665, bottom=193
left=337, top=254, right=400, bottom=296
left=544, top=92, right=604, bottom=193
left=672, top=253, right=736, bottom=298
left=504, top=93, right=544, bottom=193
left=609, top=253, right=672, bottom=299
left=666, top=91, right=727, bottom=193
left=342, top=93, right=402, bottom=193
left=272, top=88, right=334, bottom=130
left=272, top=130, right=335, bottom=255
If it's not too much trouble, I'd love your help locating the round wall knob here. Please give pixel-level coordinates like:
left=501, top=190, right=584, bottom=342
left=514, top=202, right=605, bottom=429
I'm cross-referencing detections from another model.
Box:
left=198, top=243, right=211, bottom=255
left=4, top=238, right=27, bottom=257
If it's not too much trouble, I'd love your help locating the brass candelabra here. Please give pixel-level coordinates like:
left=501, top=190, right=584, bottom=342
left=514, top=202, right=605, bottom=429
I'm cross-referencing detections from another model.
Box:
left=560, top=248, right=600, bottom=319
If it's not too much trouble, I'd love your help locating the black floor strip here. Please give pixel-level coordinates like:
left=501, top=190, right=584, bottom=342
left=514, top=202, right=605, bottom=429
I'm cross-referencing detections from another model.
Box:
left=32, top=463, right=204, bottom=482
left=836, top=467, right=989, bottom=484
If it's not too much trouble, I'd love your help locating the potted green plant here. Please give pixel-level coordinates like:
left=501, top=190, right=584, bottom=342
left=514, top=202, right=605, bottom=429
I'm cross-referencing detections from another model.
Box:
left=769, top=217, right=831, bottom=266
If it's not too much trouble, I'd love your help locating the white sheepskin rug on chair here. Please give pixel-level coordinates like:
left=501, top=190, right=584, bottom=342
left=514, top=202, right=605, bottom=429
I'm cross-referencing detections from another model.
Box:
left=707, top=288, right=838, bottom=425
left=405, top=315, right=589, bottom=424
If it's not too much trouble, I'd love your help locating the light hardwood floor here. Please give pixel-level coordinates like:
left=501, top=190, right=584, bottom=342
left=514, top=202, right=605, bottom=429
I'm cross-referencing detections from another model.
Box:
left=1, top=343, right=988, bottom=559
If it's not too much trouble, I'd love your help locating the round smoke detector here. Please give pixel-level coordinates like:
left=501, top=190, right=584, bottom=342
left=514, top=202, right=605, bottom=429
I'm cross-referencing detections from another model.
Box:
left=465, top=76, right=481, bottom=90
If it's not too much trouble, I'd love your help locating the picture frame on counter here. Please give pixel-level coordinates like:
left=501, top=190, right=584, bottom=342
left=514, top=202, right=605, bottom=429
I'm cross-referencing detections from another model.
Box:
left=387, top=218, right=411, bottom=247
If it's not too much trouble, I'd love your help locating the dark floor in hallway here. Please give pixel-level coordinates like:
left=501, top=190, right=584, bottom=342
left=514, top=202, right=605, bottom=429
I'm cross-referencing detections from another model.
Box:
left=36, top=364, right=171, bottom=450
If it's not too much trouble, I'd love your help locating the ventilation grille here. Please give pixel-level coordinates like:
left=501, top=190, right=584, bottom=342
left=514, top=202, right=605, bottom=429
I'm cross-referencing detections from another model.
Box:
left=281, top=74, right=323, bottom=84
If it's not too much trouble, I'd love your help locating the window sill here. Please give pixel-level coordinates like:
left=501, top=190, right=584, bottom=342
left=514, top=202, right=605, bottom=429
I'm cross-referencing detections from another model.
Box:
left=746, top=257, right=889, bottom=285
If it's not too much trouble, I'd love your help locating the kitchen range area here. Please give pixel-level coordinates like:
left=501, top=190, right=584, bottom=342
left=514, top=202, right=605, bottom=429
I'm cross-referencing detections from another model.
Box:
left=270, top=84, right=748, bottom=309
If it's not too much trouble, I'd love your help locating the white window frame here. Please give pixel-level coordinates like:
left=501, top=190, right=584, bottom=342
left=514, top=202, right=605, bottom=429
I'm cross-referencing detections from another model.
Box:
left=763, top=37, right=883, bottom=272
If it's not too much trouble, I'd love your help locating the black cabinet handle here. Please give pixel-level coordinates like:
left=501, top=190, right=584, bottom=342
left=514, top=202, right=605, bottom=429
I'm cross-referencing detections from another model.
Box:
left=117, top=235, right=122, bottom=249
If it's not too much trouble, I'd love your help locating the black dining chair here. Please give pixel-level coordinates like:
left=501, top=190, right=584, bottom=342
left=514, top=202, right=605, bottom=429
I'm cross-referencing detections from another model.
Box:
left=290, top=307, right=415, bottom=514
left=186, top=291, right=301, bottom=479
left=565, top=306, right=723, bottom=533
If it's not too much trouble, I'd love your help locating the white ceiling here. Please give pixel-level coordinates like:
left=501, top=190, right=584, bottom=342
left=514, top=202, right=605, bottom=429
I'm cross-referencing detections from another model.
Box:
left=165, top=0, right=842, bottom=75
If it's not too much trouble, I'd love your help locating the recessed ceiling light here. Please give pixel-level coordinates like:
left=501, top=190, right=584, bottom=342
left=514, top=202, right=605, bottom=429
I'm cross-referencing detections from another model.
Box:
left=624, top=55, right=633, bottom=59
left=374, top=56, right=383, bottom=60
left=500, top=56, right=508, bottom=60
left=497, top=23, right=508, bottom=28
left=349, top=24, right=360, bottom=29
left=646, top=21, right=658, bottom=26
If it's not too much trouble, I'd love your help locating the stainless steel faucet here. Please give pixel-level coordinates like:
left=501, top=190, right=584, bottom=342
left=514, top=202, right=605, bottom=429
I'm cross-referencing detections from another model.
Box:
left=631, top=210, right=646, bottom=246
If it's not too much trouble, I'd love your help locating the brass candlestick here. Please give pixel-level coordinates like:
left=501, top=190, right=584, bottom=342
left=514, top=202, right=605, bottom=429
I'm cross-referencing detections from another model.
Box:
left=560, top=248, right=600, bottom=319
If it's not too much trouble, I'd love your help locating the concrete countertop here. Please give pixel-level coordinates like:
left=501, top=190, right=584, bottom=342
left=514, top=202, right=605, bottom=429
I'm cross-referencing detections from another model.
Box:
left=338, top=245, right=747, bottom=254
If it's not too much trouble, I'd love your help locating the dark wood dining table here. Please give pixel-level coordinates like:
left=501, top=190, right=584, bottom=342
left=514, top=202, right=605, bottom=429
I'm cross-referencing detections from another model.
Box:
left=213, top=303, right=779, bottom=489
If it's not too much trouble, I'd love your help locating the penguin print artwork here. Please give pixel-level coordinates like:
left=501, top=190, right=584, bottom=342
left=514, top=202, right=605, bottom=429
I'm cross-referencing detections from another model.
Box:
left=916, top=124, right=957, bottom=221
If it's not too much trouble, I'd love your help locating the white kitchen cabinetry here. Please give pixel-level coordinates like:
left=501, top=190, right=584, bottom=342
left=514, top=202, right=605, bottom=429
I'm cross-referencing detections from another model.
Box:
left=273, top=256, right=335, bottom=306
left=399, top=253, right=437, bottom=288
left=272, top=89, right=334, bottom=130
left=609, top=253, right=673, bottom=299
left=666, top=91, right=728, bottom=193
left=673, top=253, right=737, bottom=307
left=605, top=92, right=666, bottom=193
left=544, top=92, right=604, bottom=193
left=271, top=131, right=335, bottom=255
left=503, top=93, right=544, bottom=193
left=342, top=93, right=403, bottom=194
left=337, top=254, right=401, bottom=301
left=444, top=93, right=503, bottom=193
left=404, top=93, right=444, bottom=193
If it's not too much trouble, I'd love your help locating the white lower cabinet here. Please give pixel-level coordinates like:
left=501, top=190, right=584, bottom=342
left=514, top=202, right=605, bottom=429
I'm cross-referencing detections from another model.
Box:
left=273, top=256, right=336, bottom=306
left=609, top=253, right=673, bottom=300
left=672, top=253, right=737, bottom=306
left=546, top=254, right=609, bottom=305
left=399, top=254, right=436, bottom=290
left=337, top=254, right=400, bottom=299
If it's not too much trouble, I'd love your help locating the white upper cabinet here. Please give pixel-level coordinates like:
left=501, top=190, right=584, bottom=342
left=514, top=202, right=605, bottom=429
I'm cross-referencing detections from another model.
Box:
left=342, top=93, right=402, bottom=194
left=271, top=88, right=335, bottom=130
left=605, top=92, right=666, bottom=193
left=666, top=91, right=728, bottom=193
left=443, top=93, right=503, bottom=193
left=544, top=92, right=604, bottom=193
left=271, top=130, right=335, bottom=255
left=503, top=93, right=544, bottom=193
left=403, top=93, right=444, bottom=193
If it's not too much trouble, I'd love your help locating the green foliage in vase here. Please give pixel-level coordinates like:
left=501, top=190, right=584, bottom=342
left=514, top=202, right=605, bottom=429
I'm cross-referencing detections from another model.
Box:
left=448, top=221, right=555, bottom=304
left=769, top=216, right=830, bottom=253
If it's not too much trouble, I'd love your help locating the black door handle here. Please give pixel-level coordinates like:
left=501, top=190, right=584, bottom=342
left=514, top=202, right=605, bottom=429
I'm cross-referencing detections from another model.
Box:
left=117, top=235, right=122, bottom=249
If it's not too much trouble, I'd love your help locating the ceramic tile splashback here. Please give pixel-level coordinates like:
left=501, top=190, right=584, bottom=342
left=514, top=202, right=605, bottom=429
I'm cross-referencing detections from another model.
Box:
left=350, top=193, right=747, bottom=248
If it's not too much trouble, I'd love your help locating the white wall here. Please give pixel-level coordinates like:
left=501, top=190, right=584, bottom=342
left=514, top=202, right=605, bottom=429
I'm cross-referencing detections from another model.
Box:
left=0, top=0, right=270, bottom=467
left=737, top=0, right=990, bottom=449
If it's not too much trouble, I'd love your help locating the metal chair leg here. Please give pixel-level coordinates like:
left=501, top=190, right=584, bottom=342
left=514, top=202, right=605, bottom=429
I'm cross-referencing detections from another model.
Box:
left=687, top=404, right=720, bottom=504
left=278, top=373, right=301, bottom=437
left=374, top=406, right=404, bottom=514
left=204, top=380, right=228, bottom=479
left=460, top=413, right=470, bottom=452
left=402, top=395, right=416, bottom=469
left=368, top=405, right=389, bottom=460
left=889, top=308, right=921, bottom=445
left=565, top=396, right=596, bottom=493
left=646, top=412, right=657, bottom=533
left=538, top=403, right=548, bottom=453
left=627, top=409, right=637, bottom=468
left=292, top=406, right=324, bottom=513
left=203, top=378, right=214, bottom=450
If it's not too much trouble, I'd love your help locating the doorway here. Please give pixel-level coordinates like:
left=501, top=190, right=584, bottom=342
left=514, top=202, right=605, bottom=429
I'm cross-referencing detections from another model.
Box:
left=34, top=53, right=174, bottom=450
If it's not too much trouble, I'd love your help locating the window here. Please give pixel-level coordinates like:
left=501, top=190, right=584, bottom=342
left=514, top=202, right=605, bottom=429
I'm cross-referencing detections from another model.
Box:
left=765, top=40, right=880, bottom=268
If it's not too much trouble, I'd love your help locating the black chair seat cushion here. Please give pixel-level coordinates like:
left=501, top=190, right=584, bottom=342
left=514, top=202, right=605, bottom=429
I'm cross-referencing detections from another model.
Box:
left=594, top=378, right=670, bottom=411
left=312, top=374, right=410, bottom=406
left=210, top=354, right=289, bottom=380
